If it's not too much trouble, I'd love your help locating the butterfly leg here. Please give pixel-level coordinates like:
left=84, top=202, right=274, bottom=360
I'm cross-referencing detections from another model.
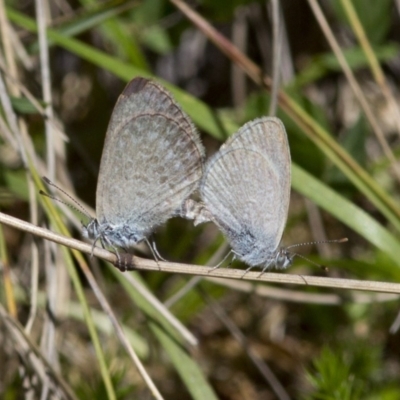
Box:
left=241, top=264, right=256, bottom=278
left=90, top=235, right=102, bottom=257
left=209, top=251, right=234, bottom=272
left=99, top=235, right=127, bottom=271
left=256, top=261, right=274, bottom=278
left=144, top=237, right=162, bottom=270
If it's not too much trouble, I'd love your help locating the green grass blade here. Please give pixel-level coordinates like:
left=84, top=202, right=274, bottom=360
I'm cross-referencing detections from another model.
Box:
left=152, top=323, right=218, bottom=400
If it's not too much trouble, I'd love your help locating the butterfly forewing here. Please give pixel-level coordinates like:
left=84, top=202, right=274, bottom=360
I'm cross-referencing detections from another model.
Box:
left=223, top=118, right=291, bottom=216
left=200, top=117, right=291, bottom=267
left=201, top=148, right=286, bottom=263
left=96, top=77, right=204, bottom=241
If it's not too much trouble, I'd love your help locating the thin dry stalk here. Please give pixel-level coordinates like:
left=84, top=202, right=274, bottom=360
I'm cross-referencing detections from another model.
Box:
left=1, top=211, right=400, bottom=295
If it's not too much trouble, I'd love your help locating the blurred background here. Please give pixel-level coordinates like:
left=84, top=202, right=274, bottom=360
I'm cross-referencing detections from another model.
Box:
left=1, top=0, right=400, bottom=399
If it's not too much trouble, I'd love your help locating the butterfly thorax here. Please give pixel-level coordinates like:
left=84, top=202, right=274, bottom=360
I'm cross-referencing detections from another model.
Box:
left=82, top=218, right=146, bottom=249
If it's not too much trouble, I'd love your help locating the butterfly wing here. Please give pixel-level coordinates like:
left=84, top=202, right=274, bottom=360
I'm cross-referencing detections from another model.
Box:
left=224, top=117, right=290, bottom=197
left=201, top=117, right=291, bottom=266
left=96, top=77, right=204, bottom=240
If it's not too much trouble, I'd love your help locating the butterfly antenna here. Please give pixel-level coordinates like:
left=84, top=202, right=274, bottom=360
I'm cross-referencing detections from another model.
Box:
left=41, top=176, right=92, bottom=219
left=291, top=252, right=329, bottom=272
left=286, top=237, right=348, bottom=250
left=287, top=238, right=348, bottom=272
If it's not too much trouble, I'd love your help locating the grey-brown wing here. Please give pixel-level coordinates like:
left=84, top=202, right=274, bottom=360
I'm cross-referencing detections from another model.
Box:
left=223, top=117, right=290, bottom=194
left=96, top=78, right=204, bottom=235
left=221, top=116, right=291, bottom=237
left=223, top=117, right=287, bottom=153
left=200, top=148, right=288, bottom=261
